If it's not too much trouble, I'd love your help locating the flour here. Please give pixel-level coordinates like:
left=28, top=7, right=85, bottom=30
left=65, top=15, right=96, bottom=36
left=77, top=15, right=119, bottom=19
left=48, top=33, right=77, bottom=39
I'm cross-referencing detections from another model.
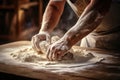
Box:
left=10, top=47, right=74, bottom=62
left=10, top=36, right=100, bottom=66
left=10, top=45, right=97, bottom=65
left=0, top=40, right=107, bottom=76
left=10, top=47, right=46, bottom=63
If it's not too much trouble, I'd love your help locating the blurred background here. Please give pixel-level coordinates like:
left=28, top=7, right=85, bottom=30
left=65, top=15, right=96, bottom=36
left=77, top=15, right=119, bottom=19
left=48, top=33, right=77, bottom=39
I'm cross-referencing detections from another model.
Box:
left=0, top=0, right=77, bottom=45
left=0, top=1, right=77, bottom=79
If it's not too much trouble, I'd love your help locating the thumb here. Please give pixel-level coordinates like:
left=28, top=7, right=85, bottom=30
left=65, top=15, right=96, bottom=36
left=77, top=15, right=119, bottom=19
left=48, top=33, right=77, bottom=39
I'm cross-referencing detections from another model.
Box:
left=46, top=34, right=51, bottom=44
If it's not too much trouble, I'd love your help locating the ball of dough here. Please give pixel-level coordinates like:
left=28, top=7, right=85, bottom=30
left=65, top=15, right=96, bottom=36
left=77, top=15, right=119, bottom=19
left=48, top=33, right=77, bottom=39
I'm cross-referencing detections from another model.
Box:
left=39, top=41, right=49, bottom=54
left=38, top=36, right=60, bottom=54
left=51, top=36, right=60, bottom=44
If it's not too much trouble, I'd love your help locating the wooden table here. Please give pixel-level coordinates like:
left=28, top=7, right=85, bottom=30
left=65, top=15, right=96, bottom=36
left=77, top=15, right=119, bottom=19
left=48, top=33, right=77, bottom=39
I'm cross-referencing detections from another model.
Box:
left=0, top=41, right=120, bottom=80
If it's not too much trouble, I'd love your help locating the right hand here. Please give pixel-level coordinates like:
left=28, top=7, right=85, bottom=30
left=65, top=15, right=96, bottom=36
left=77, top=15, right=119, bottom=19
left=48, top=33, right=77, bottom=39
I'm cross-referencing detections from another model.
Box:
left=46, top=37, right=71, bottom=61
left=31, top=32, right=50, bottom=52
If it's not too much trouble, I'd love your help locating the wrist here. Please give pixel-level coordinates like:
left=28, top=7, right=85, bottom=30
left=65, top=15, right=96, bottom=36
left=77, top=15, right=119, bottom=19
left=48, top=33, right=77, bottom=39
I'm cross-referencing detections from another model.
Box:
left=38, top=31, right=51, bottom=44
left=61, top=35, right=73, bottom=49
left=62, top=31, right=77, bottom=47
left=39, top=30, right=50, bottom=35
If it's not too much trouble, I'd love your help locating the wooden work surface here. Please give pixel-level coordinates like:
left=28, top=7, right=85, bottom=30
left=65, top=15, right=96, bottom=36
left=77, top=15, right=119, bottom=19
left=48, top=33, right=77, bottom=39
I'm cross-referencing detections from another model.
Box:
left=0, top=41, right=120, bottom=80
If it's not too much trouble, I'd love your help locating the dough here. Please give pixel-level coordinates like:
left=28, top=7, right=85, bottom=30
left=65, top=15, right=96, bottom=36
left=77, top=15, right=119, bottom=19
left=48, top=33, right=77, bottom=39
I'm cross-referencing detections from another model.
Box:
left=38, top=36, right=60, bottom=54
left=37, top=36, right=74, bottom=60
left=10, top=46, right=96, bottom=65
left=10, top=36, right=75, bottom=62
left=10, top=47, right=74, bottom=63
left=38, top=41, right=49, bottom=54
left=51, top=36, right=60, bottom=43
left=10, top=36, right=96, bottom=64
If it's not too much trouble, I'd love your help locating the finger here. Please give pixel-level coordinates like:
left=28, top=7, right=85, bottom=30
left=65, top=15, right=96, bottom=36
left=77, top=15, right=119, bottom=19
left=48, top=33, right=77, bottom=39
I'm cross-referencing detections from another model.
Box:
left=46, top=34, right=51, bottom=44
left=34, top=37, right=41, bottom=51
left=55, top=51, right=59, bottom=60
left=31, top=36, right=38, bottom=51
left=46, top=47, right=50, bottom=60
left=39, top=34, right=46, bottom=41
left=57, top=51, right=63, bottom=61
left=33, top=37, right=40, bottom=51
left=31, top=37, right=34, bottom=48
left=47, top=46, right=56, bottom=61
left=51, top=48, right=56, bottom=61
left=48, top=48, right=54, bottom=61
left=57, top=50, right=67, bottom=61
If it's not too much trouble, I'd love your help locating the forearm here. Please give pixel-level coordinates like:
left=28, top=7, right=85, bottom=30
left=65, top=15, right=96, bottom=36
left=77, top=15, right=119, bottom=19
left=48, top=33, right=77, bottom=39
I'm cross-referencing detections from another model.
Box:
left=40, top=1, right=66, bottom=33
left=63, top=10, right=103, bottom=46
left=62, top=0, right=111, bottom=47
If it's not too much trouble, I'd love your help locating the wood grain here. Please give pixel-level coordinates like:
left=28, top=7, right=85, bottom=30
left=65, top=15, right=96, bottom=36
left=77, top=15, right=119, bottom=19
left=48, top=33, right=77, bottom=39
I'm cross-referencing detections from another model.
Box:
left=0, top=41, right=120, bottom=80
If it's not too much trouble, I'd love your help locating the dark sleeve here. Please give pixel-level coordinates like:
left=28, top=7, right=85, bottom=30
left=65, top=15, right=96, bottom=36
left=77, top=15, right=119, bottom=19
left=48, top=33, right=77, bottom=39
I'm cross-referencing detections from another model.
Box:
left=70, top=0, right=77, bottom=3
left=93, top=0, right=112, bottom=15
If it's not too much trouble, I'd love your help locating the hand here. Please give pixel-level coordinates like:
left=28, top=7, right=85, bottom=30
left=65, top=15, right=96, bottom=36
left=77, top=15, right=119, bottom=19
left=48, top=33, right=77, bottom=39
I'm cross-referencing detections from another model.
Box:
left=31, top=32, right=50, bottom=53
left=46, top=38, right=71, bottom=61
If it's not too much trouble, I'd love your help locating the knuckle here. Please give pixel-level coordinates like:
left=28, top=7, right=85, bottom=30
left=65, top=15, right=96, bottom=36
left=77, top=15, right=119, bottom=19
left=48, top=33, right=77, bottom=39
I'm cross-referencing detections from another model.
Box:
left=33, top=35, right=37, bottom=38
left=52, top=46, right=55, bottom=49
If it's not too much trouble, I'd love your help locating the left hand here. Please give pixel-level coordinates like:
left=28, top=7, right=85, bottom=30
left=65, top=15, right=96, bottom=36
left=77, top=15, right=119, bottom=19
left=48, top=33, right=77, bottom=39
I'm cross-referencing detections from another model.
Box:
left=46, top=38, right=71, bottom=61
left=31, top=32, right=50, bottom=53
